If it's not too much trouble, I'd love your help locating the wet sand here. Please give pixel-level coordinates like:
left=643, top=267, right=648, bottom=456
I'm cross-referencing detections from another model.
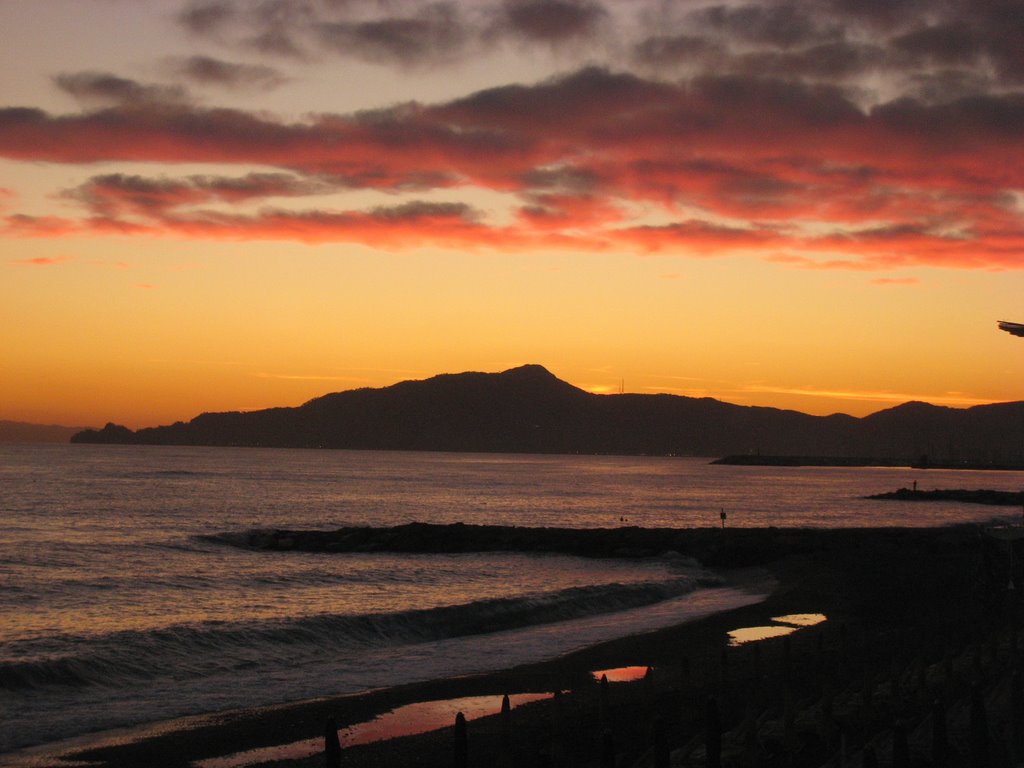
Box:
left=48, top=525, right=1022, bottom=767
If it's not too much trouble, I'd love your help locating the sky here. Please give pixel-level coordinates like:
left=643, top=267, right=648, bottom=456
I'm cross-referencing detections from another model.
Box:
left=2, top=0, right=1024, bottom=429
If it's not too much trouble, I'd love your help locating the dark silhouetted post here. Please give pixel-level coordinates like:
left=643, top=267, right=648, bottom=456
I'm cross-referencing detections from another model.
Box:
left=599, top=673, right=610, bottom=731
left=1012, top=672, right=1024, bottom=766
left=892, top=721, right=909, bottom=768
left=931, top=696, right=948, bottom=767
left=324, top=717, right=341, bottom=768
left=601, top=728, right=615, bottom=768
left=742, top=703, right=758, bottom=767
left=653, top=716, right=669, bottom=768
left=752, top=642, right=762, bottom=688
left=971, top=687, right=991, bottom=768
left=454, top=711, right=468, bottom=768
left=500, top=694, right=513, bottom=768
left=706, top=696, right=722, bottom=768
left=549, top=689, right=564, bottom=767
left=783, top=687, right=796, bottom=760
left=783, top=635, right=792, bottom=682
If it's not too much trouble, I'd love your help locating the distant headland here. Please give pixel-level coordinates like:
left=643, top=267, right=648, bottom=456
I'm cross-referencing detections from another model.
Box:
left=72, top=364, right=1024, bottom=466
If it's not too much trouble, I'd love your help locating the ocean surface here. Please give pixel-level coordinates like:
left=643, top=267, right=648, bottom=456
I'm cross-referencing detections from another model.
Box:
left=3, top=444, right=1024, bottom=760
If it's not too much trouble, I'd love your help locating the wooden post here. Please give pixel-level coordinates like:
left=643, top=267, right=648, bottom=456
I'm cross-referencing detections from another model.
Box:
left=783, top=686, right=796, bottom=762
left=719, top=646, right=729, bottom=697
left=500, top=694, right=513, bottom=768
left=752, top=642, right=762, bottom=689
left=1011, top=671, right=1024, bottom=767
left=549, top=689, right=563, bottom=768
left=600, top=728, right=615, bottom=768
left=741, top=703, right=758, bottom=768
left=678, top=655, right=690, bottom=692
left=324, top=717, right=342, bottom=768
left=706, top=696, right=722, bottom=768
left=931, top=695, right=948, bottom=767
left=892, top=721, right=909, bottom=768
left=653, top=716, right=670, bottom=768
left=454, top=711, right=468, bottom=768
left=970, top=687, right=991, bottom=768
left=599, top=673, right=610, bottom=731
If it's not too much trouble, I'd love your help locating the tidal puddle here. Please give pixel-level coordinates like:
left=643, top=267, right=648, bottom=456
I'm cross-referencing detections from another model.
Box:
left=727, top=625, right=797, bottom=646
left=727, top=613, right=827, bottom=646
left=196, top=693, right=553, bottom=768
left=590, top=666, right=651, bottom=683
left=772, top=613, right=827, bottom=627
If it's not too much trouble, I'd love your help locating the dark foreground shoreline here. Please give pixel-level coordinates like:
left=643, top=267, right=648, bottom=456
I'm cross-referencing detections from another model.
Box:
left=868, top=488, right=1024, bottom=507
left=40, top=525, right=1024, bottom=767
left=713, top=455, right=1024, bottom=470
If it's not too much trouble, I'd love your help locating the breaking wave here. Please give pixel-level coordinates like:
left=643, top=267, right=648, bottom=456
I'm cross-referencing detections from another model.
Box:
left=1, top=575, right=716, bottom=693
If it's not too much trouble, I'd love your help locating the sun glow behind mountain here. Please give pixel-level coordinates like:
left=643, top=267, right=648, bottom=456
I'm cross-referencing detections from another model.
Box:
left=2, top=0, right=1024, bottom=427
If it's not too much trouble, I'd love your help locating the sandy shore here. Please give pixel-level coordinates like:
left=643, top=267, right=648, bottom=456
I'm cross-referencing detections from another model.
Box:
left=49, top=525, right=1024, bottom=767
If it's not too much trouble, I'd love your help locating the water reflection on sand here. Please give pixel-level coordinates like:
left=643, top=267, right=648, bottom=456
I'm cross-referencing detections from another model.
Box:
left=197, top=693, right=554, bottom=768
left=727, top=613, right=827, bottom=646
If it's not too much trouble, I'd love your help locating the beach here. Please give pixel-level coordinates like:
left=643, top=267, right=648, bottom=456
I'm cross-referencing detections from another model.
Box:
left=33, top=523, right=1020, bottom=768
left=6, top=447, right=1024, bottom=767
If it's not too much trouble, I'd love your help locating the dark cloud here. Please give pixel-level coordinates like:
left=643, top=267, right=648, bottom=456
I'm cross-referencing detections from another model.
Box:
left=169, top=56, right=289, bottom=90
left=317, top=4, right=468, bottom=67
left=892, top=24, right=983, bottom=66
left=178, top=1, right=238, bottom=36
left=8, top=59, right=1024, bottom=268
left=690, top=74, right=864, bottom=128
left=54, top=72, right=188, bottom=106
left=872, top=91, right=1024, bottom=144
left=498, top=0, right=607, bottom=43
left=65, top=172, right=333, bottom=218
left=736, top=41, right=888, bottom=79
left=906, top=69, right=993, bottom=104
left=521, top=166, right=601, bottom=193
left=166, top=0, right=1024, bottom=97
left=438, top=67, right=674, bottom=133
left=823, top=0, right=932, bottom=28
left=632, top=34, right=726, bottom=67
left=368, top=200, right=477, bottom=222
left=690, top=3, right=841, bottom=49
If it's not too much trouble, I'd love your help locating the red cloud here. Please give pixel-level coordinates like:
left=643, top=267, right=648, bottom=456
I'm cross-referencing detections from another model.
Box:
left=2, top=68, right=1023, bottom=270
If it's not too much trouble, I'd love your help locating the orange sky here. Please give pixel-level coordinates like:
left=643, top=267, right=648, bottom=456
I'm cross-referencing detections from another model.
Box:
left=2, top=0, right=1024, bottom=429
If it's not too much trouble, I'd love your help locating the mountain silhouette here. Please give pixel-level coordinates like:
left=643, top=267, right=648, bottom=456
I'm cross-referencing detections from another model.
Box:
left=71, top=365, right=1024, bottom=464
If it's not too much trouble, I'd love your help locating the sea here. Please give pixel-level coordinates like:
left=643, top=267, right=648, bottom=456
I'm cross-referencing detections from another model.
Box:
left=3, top=444, right=1024, bottom=761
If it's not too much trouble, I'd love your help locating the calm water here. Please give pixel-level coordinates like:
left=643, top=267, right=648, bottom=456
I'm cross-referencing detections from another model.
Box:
left=2, top=444, right=1023, bottom=758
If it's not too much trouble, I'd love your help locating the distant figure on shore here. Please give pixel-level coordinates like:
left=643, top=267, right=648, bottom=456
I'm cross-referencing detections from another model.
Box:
left=998, top=320, right=1024, bottom=337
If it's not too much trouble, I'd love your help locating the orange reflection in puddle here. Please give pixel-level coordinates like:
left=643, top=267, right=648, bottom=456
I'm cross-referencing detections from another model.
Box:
left=591, top=666, right=651, bottom=683
left=772, top=613, right=827, bottom=627
left=341, top=693, right=551, bottom=746
left=727, top=613, right=827, bottom=646
left=727, top=625, right=796, bottom=646
left=195, top=693, right=552, bottom=768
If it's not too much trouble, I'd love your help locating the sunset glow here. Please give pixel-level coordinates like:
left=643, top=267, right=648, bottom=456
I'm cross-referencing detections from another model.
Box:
left=3, top=0, right=1024, bottom=428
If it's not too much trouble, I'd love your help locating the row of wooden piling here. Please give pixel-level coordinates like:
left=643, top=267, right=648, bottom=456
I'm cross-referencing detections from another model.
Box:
left=319, top=616, right=1024, bottom=767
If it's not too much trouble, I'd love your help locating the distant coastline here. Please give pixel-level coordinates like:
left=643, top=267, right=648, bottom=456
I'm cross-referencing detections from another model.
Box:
left=867, top=488, right=1024, bottom=505
left=712, top=455, right=1024, bottom=471
left=69, top=364, right=1024, bottom=467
